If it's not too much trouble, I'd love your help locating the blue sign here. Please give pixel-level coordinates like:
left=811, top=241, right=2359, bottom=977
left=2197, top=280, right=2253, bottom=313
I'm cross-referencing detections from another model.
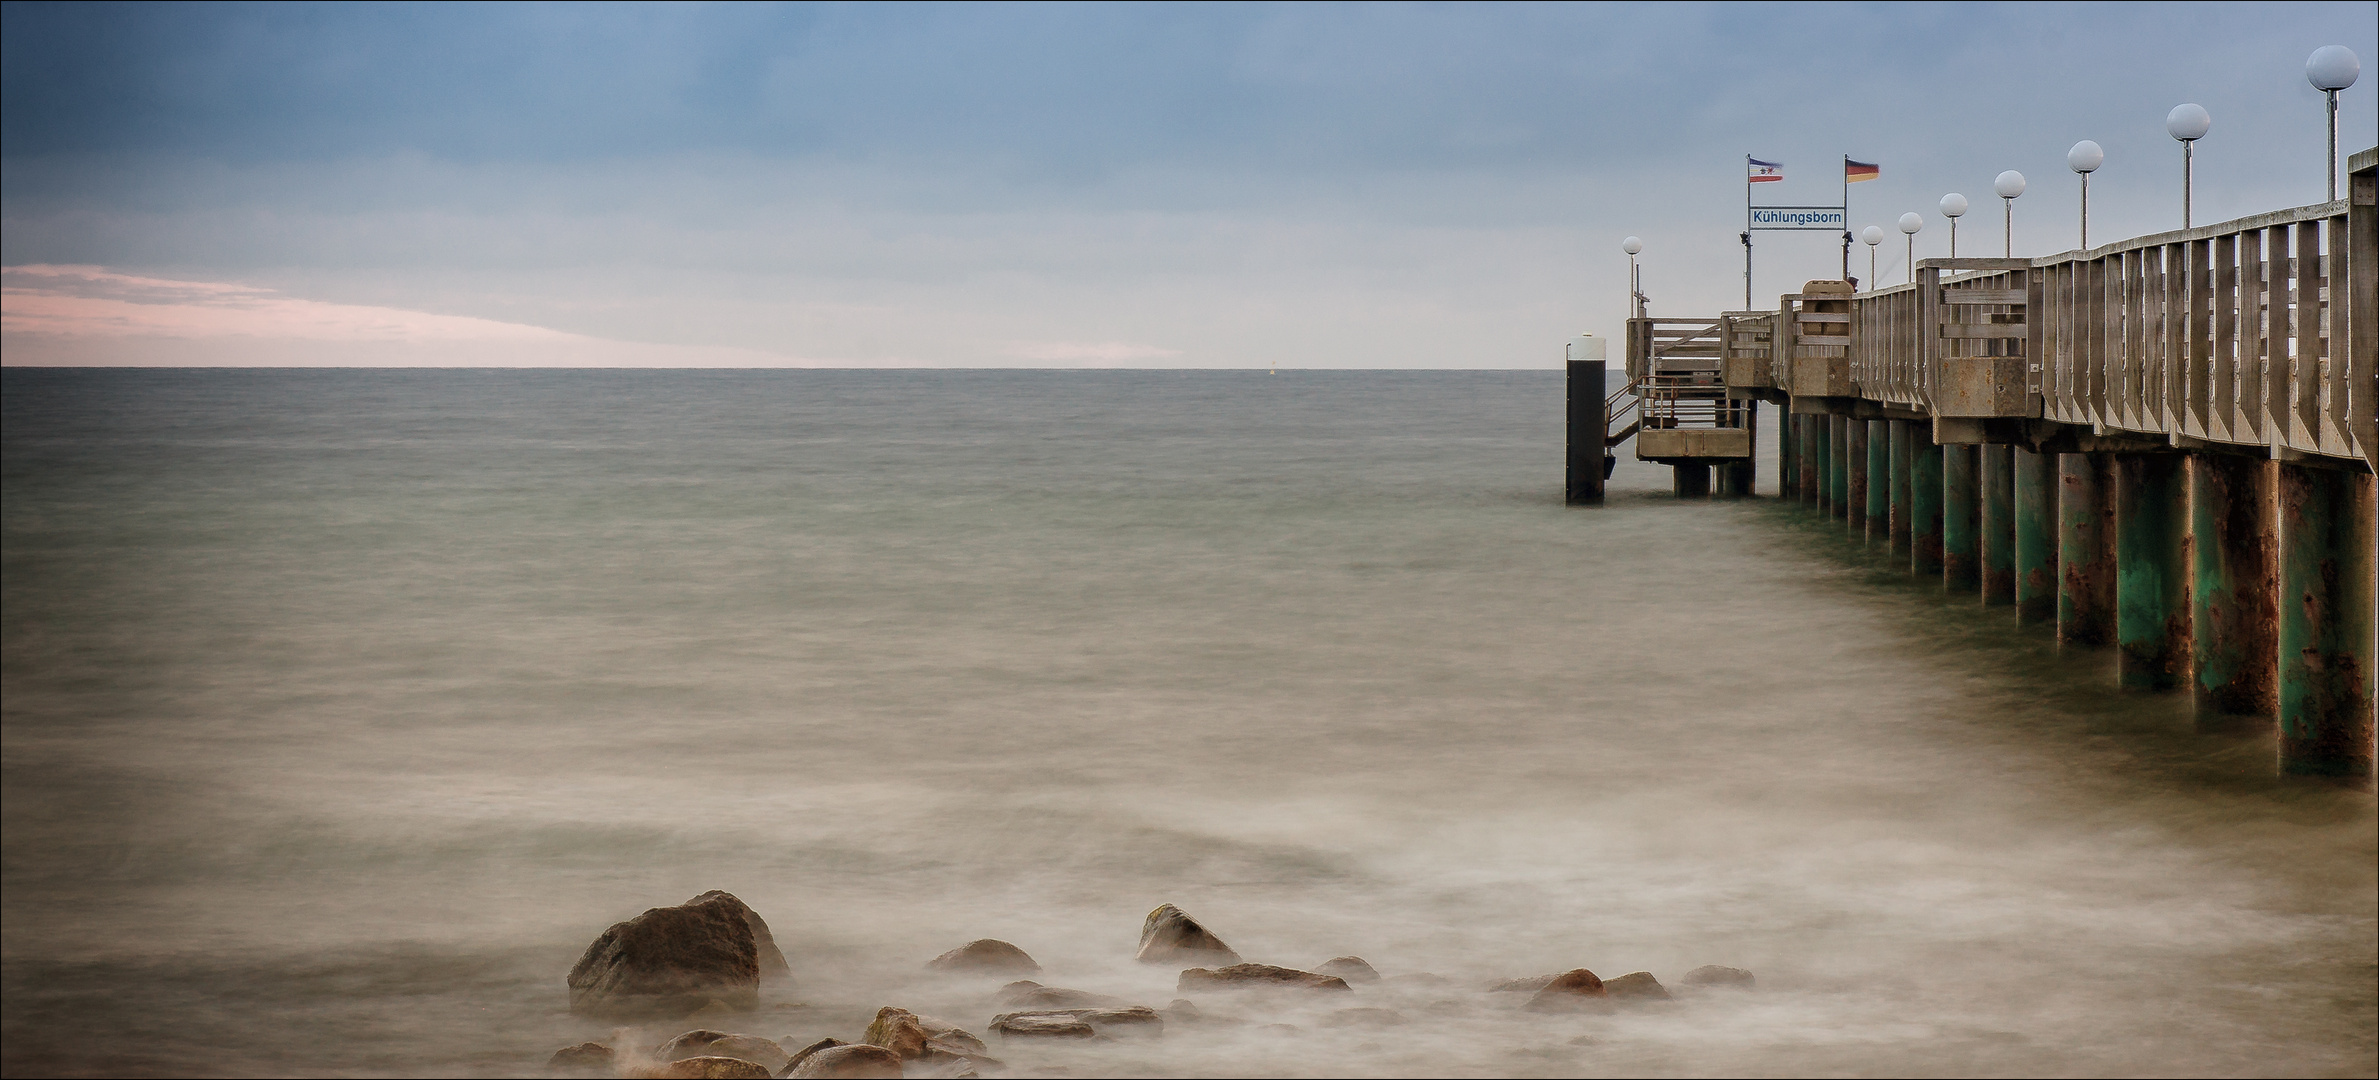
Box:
left=1749, top=206, right=1846, bottom=230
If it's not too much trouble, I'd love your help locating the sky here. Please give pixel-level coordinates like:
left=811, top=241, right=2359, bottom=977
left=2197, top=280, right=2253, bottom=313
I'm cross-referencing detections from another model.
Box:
left=2, top=1, right=2372, bottom=368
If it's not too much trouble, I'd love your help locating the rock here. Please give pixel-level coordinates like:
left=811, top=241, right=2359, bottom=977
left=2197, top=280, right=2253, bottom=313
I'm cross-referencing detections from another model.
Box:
left=1163, top=998, right=1202, bottom=1022
left=862, top=1007, right=930, bottom=1060
left=1681, top=965, right=1756, bottom=989
left=992, top=1006, right=1161, bottom=1037
left=779, top=1038, right=843, bottom=1075
left=568, top=894, right=764, bottom=1018
left=905, top=1058, right=981, bottom=1080
left=1523, top=969, right=1611, bottom=1012
left=646, top=1058, right=774, bottom=1080
left=995, top=980, right=1122, bottom=1009
left=1313, top=956, right=1380, bottom=984
left=1135, top=904, right=1240, bottom=965
left=1178, top=964, right=1352, bottom=992
left=546, top=1042, right=614, bottom=1075
left=1603, top=971, right=1671, bottom=1001
left=1321, top=1007, right=1407, bottom=1027
left=1486, top=973, right=1564, bottom=993
left=655, top=1031, right=791, bottom=1072
left=685, top=891, right=793, bottom=981
left=988, top=1013, right=1098, bottom=1039
left=928, top=939, right=1041, bottom=976
left=784, top=1043, right=903, bottom=1079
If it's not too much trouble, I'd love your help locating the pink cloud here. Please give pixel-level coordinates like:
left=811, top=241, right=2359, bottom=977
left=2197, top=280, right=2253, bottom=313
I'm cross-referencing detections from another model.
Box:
left=1, top=265, right=579, bottom=342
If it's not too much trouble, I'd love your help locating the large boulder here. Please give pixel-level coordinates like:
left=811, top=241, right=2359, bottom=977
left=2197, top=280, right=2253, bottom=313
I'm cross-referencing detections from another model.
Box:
left=654, top=1030, right=790, bottom=1073
left=546, top=1042, right=614, bottom=1076
left=989, top=1013, right=1097, bottom=1039
left=684, top=891, right=792, bottom=981
left=1523, top=968, right=1611, bottom=1012
left=1603, top=971, right=1671, bottom=1001
left=780, top=1038, right=843, bottom=1074
left=863, top=1007, right=993, bottom=1067
left=785, top=1044, right=903, bottom=1079
left=1177, top=964, right=1351, bottom=992
left=568, top=894, right=763, bottom=1018
left=995, top=980, right=1123, bottom=1009
left=1486, top=973, right=1564, bottom=993
left=643, top=1058, right=772, bottom=1080
left=1135, top=904, right=1240, bottom=965
left=1681, top=965, right=1756, bottom=989
left=928, top=939, right=1040, bottom=975
left=1313, top=956, right=1381, bottom=984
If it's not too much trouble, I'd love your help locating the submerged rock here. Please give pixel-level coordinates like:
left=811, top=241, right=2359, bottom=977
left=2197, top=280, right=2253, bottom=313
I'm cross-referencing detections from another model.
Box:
left=928, top=939, right=1041, bottom=975
left=1178, top=964, right=1351, bottom=992
left=989, top=1013, right=1098, bottom=1039
left=1681, top=965, right=1756, bottom=989
left=993, top=1006, right=1162, bottom=1036
left=646, top=1057, right=772, bottom=1080
left=1314, top=956, right=1381, bottom=984
left=655, top=1031, right=790, bottom=1072
left=784, top=1043, right=903, bottom=1079
left=1487, top=973, right=1564, bottom=993
left=1135, top=904, right=1241, bottom=965
left=546, top=1042, right=614, bottom=1076
left=862, top=1007, right=931, bottom=1059
left=1603, top=971, right=1671, bottom=1001
left=995, top=980, right=1122, bottom=1009
left=780, top=1038, right=844, bottom=1075
left=684, top=891, right=793, bottom=981
left=568, top=894, right=764, bottom=1018
left=1523, top=969, right=1611, bottom=1012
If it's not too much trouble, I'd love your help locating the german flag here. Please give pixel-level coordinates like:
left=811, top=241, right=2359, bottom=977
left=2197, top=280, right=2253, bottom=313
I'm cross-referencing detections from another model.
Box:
left=1845, top=158, right=1880, bottom=183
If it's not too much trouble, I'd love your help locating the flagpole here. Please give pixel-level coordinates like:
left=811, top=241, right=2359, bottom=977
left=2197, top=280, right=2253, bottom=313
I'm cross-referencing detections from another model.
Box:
left=1841, top=155, right=1852, bottom=282
left=1743, top=155, right=1753, bottom=309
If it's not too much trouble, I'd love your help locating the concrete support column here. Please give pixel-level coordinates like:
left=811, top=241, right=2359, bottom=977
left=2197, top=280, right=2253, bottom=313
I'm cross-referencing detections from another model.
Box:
left=1981, top=444, right=2016, bottom=605
left=2276, top=464, right=2376, bottom=776
left=2116, top=454, right=2191, bottom=690
left=2014, top=447, right=2058, bottom=625
left=1864, top=420, right=1890, bottom=543
left=1889, top=420, right=1914, bottom=555
left=1813, top=416, right=1833, bottom=514
left=1911, top=438, right=1944, bottom=577
left=2058, top=452, right=2117, bottom=646
left=1828, top=415, right=1850, bottom=520
left=1564, top=359, right=1607, bottom=505
left=1719, top=402, right=1757, bottom=497
left=1780, top=410, right=1800, bottom=501
left=1845, top=419, right=1870, bottom=535
left=2190, top=455, right=2277, bottom=717
left=1673, top=462, right=1712, bottom=499
left=1798, top=416, right=1821, bottom=508
left=1943, top=444, right=1980, bottom=591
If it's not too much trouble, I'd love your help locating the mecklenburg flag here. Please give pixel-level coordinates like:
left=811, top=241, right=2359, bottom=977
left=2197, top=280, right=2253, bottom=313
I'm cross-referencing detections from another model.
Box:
left=1845, top=158, right=1881, bottom=183
left=1747, top=156, right=1784, bottom=183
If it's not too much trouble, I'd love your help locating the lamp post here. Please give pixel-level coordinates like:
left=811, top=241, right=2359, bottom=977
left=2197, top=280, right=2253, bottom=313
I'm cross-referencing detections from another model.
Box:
left=2067, top=140, right=2103, bottom=249
left=1939, top=193, right=1968, bottom=258
left=1623, top=236, right=1645, bottom=318
left=2307, top=46, right=2361, bottom=202
left=2166, top=103, right=2210, bottom=228
left=1993, top=171, right=2025, bottom=257
left=1861, top=225, right=1884, bottom=289
left=1898, top=212, right=1923, bottom=284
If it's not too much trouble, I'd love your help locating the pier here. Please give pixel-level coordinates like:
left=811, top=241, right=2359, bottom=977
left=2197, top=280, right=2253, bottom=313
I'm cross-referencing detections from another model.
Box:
left=1570, top=147, right=2379, bottom=776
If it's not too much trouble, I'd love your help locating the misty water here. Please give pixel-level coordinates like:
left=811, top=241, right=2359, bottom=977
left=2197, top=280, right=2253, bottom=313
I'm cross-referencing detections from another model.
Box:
left=2, top=369, right=2372, bottom=1079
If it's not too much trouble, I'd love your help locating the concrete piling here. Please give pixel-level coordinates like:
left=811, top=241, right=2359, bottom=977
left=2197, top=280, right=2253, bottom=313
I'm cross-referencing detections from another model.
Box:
left=1564, top=359, right=1607, bottom=506
left=1942, top=444, right=1979, bottom=591
left=1673, top=463, right=1712, bottom=499
left=1865, top=420, right=1890, bottom=544
left=1911, top=438, right=1944, bottom=577
left=2189, top=455, right=2278, bottom=717
left=1889, top=420, right=1914, bottom=556
left=1828, top=415, right=1850, bottom=520
left=1980, top=444, right=2015, bottom=605
left=1798, top=416, right=1821, bottom=509
left=2058, top=452, right=2117, bottom=646
left=2276, top=464, right=2376, bottom=776
left=2115, top=454, right=2190, bottom=690
left=1846, top=419, right=1870, bottom=535
left=2014, top=447, right=2058, bottom=625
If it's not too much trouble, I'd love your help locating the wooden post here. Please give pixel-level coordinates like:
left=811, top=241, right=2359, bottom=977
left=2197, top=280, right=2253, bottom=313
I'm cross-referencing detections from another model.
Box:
left=1841, top=416, right=1864, bottom=527
left=1942, top=444, right=1980, bottom=590
left=1889, top=419, right=1914, bottom=554
left=1864, top=420, right=1890, bottom=543
left=2059, top=452, right=2117, bottom=646
left=2277, top=464, right=2376, bottom=776
left=1565, top=359, right=1607, bottom=505
left=2014, top=447, right=2058, bottom=625
left=1911, top=438, right=1944, bottom=576
left=2116, top=453, right=2190, bottom=690
left=1980, top=444, right=2016, bottom=605
left=2190, top=454, right=2278, bottom=717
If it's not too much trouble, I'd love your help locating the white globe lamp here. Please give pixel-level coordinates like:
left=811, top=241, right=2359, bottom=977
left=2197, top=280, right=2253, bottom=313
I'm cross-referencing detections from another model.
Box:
left=1993, top=171, right=2025, bottom=256
left=2308, top=47, right=2360, bottom=201
left=2167, top=103, right=2210, bottom=227
left=2068, top=141, right=2103, bottom=248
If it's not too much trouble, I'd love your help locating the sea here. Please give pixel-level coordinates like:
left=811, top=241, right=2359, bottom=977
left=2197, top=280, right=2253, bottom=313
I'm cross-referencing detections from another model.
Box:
left=2, top=368, right=2372, bottom=1078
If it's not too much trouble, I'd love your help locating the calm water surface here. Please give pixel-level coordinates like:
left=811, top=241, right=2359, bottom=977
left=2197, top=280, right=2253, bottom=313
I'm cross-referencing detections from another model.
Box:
left=2, top=369, right=2372, bottom=1078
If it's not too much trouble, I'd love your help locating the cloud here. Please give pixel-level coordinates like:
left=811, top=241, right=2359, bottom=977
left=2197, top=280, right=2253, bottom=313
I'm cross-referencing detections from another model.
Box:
left=1, top=264, right=576, bottom=341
